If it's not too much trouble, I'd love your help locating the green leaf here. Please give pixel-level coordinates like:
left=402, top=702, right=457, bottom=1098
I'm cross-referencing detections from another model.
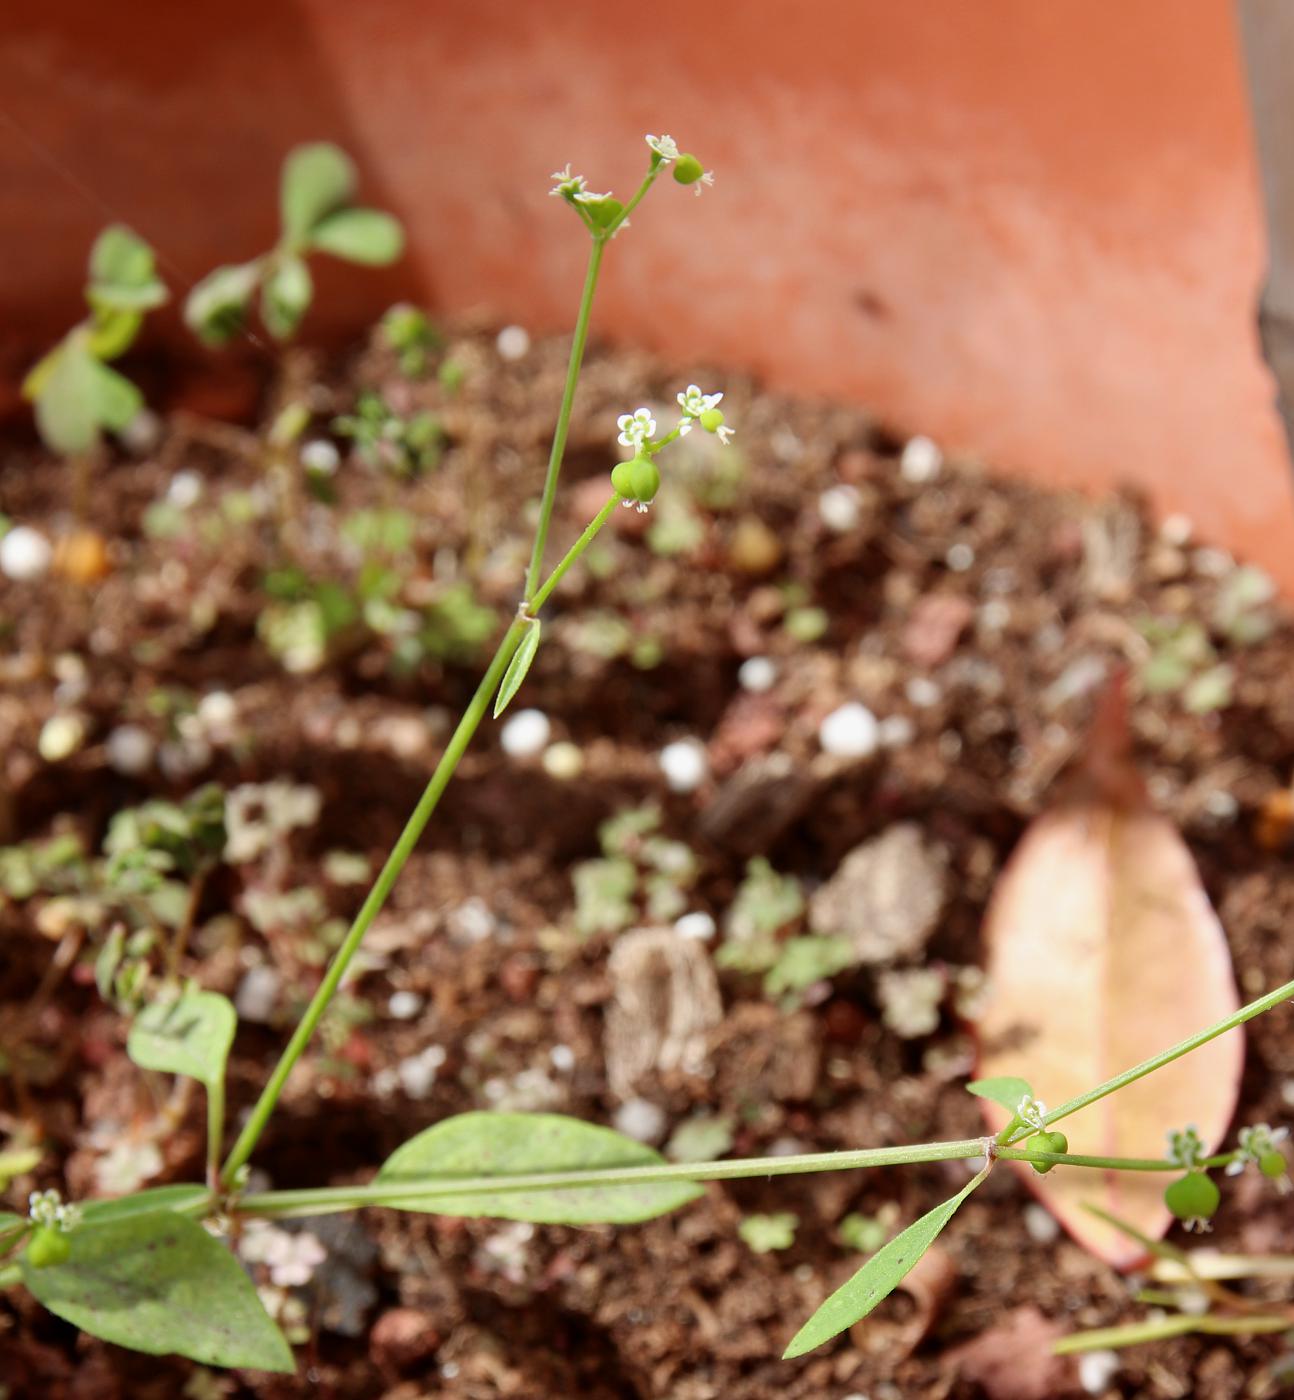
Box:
left=184, top=261, right=262, bottom=346
left=966, top=1076, right=1033, bottom=1114
left=783, top=1167, right=988, bottom=1359
left=22, top=1211, right=292, bottom=1372
left=79, top=1185, right=211, bottom=1225
left=494, top=620, right=541, bottom=718
left=0, top=1211, right=27, bottom=1247
left=86, top=306, right=144, bottom=361
left=87, top=359, right=143, bottom=432
left=34, top=341, right=100, bottom=455
left=127, top=991, right=236, bottom=1091
left=21, top=344, right=63, bottom=403
left=376, top=1111, right=703, bottom=1224
left=87, top=225, right=167, bottom=313
left=280, top=142, right=356, bottom=244
left=309, top=208, right=404, bottom=265
left=260, top=255, right=313, bottom=340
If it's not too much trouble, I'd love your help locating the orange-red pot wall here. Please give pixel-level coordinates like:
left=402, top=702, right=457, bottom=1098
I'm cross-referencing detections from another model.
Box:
left=3, top=1, right=1293, bottom=584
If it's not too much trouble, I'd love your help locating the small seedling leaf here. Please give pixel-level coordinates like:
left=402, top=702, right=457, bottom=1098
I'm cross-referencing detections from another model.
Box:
left=34, top=341, right=100, bottom=455
left=376, top=1111, right=703, bottom=1224
left=260, top=255, right=313, bottom=340
left=184, top=261, right=262, bottom=346
left=87, top=358, right=143, bottom=433
left=127, top=990, right=236, bottom=1091
left=494, top=620, right=541, bottom=717
left=280, top=142, right=356, bottom=244
left=309, top=208, right=405, bottom=265
left=966, top=1076, right=1033, bottom=1114
left=86, top=307, right=145, bottom=361
left=88, top=225, right=158, bottom=292
left=783, top=1167, right=988, bottom=1359
left=22, top=1211, right=293, bottom=1372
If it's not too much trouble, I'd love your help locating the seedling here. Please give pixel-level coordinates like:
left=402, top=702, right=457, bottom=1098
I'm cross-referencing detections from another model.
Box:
left=380, top=302, right=442, bottom=377
left=22, top=225, right=167, bottom=516
left=333, top=389, right=443, bottom=477
left=184, top=143, right=404, bottom=346
left=5, top=135, right=1291, bottom=1386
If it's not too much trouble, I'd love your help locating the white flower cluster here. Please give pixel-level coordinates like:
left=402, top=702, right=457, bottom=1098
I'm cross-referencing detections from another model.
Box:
left=28, top=1189, right=81, bottom=1232
left=1226, top=1122, right=1289, bottom=1176
left=646, top=134, right=679, bottom=163
left=676, top=384, right=722, bottom=430
left=1168, top=1125, right=1205, bottom=1170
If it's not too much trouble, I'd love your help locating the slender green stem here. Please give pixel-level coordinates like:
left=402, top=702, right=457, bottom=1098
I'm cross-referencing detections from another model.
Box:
left=1005, top=976, right=1294, bottom=1144
left=996, top=1148, right=1186, bottom=1172
left=206, top=1081, right=224, bottom=1189
left=608, top=166, right=663, bottom=236
left=1054, top=1313, right=1291, bottom=1354
left=522, top=237, right=606, bottom=603
left=529, top=494, right=620, bottom=613
left=219, top=618, right=527, bottom=1187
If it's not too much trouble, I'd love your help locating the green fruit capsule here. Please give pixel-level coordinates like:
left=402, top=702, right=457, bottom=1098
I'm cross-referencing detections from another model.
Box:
left=611, top=454, right=660, bottom=508
left=1260, top=1149, right=1287, bottom=1179
left=673, top=154, right=705, bottom=186
left=1027, top=1130, right=1069, bottom=1173
left=610, top=459, right=637, bottom=498
left=698, top=407, right=725, bottom=434
left=585, top=196, right=625, bottom=230
left=25, top=1225, right=71, bottom=1269
left=1165, top=1171, right=1220, bottom=1223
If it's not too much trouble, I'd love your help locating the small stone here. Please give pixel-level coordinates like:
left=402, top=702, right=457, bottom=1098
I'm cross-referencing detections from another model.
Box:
left=500, top=708, right=551, bottom=758
left=674, top=911, right=717, bottom=941
left=900, top=434, right=942, bottom=483
left=878, top=715, right=916, bottom=749
left=119, top=408, right=162, bottom=455
left=737, top=656, right=777, bottom=693
left=660, top=738, right=708, bottom=793
left=905, top=677, right=942, bottom=708
left=810, top=823, right=947, bottom=963
left=612, top=1098, right=668, bottom=1144
left=387, top=990, right=423, bottom=1020
left=945, top=542, right=975, bottom=572
left=446, top=897, right=496, bottom=945
left=550, top=1044, right=576, bottom=1072
left=818, top=484, right=862, bottom=533
left=105, top=725, right=155, bottom=776
left=235, top=965, right=283, bottom=1024
left=198, top=690, right=237, bottom=729
left=902, top=593, right=974, bottom=668
left=166, top=470, right=204, bottom=508
left=727, top=516, right=783, bottom=574
left=541, top=740, right=584, bottom=779
left=1, top=525, right=53, bottom=581
left=300, top=439, right=340, bottom=475
left=819, top=702, right=879, bottom=758
left=1078, top=1349, right=1120, bottom=1394
left=1024, top=1204, right=1060, bottom=1244
left=396, top=1045, right=447, bottom=1098
left=496, top=324, right=531, bottom=360
left=38, top=713, right=87, bottom=763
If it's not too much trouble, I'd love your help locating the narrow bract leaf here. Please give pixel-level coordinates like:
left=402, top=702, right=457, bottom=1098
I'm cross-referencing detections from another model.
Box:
left=966, top=1076, right=1033, bottom=1114
left=127, top=991, right=236, bottom=1091
left=975, top=802, right=1242, bottom=1265
left=309, top=208, right=405, bottom=265
left=376, top=1111, right=702, bottom=1224
left=494, top=620, right=541, bottom=718
left=783, top=1168, right=988, bottom=1359
left=79, top=1185, right=211, bottom=1225
left=22, top=1212, right=292, bottom=1372
left=281, top=142, right=356, bottom=244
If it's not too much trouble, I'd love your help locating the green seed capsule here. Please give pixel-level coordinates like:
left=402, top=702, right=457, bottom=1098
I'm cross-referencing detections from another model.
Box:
left=699, top=407, right=725, bottom=434
left=1260, top=1149, right=1287, bottom=1179
left=610, top=459, right=637, bottom=498
left=1027, top=1130, right=1069, bottom=1173
left=25, top=1225, right=71, bottom=1269
left=585, top=196, right=625, bottom=230
left=673, top=154, right=705, bottom=186
left=610, top=455, right=660, bottom=508
left=1164, top=1171, right=1220, bottom=1222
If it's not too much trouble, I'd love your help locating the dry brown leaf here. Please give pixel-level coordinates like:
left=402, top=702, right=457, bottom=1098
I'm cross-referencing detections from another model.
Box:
left=975, top=801, right=1242, bottom=1267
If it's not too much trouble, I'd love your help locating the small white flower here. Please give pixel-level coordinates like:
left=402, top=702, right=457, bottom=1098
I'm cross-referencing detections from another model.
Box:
left=691, top=170, right=716, bottom=196
left=28, top=1190, right=63, bottom=1227
left=1168, top=1125, right=1205, bottom=1171
left=1017, top=1095, right=1047, bottom=1131
left=573, top=188, right=613, bottom=205
left=616, top=407, right=657, bottom=449
left=549, top=165, right=587, bottom=199
left=646, top=134, right=679, bottom=163
left=677, top=384, right=723, bottom=418
left=1226, top=1123, right=1289, bottom=1176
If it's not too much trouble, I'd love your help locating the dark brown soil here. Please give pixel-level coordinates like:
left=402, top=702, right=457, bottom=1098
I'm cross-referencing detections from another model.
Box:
left=2, top=325, right=1293, bottom=1400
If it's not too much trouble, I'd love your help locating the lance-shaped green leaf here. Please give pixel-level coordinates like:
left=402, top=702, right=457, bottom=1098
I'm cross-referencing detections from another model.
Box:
left=494, top=619, right=541, bottom=718
left=127, top=990, right=236, bottom=1091
left=281, top=142, right=356, bottom=244
left=376, top=1111, right=703, bottom=1224
left=966, top=1076, right=1033, bottom=1114
left=783, top=1165, right=990, bottom=1359
left=21, top=1212, right=293, bottom=1372
left=309, top=208, right=404, bottom=265
left=79, top=1185, right=212, bottom=1226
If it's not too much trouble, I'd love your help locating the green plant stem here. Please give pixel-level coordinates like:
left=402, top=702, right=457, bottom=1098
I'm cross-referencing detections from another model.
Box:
left=528, top=494, right=620, bottom=613
left=1004, top=976, right=1294, bottom=1145
left=219, top=616, right=528, bottom=1187
left=233, top=1139, right=1210, bottom=1220
left=522, top=237, right=606, bottom=603
left=206, top=1080, right=224, bottom=1190
left=1054, top=1313, right=1291, bottom=1354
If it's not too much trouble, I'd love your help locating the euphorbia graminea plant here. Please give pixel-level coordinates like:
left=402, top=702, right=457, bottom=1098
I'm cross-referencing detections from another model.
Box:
left=2, top=135, right=1291, bottom=1376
